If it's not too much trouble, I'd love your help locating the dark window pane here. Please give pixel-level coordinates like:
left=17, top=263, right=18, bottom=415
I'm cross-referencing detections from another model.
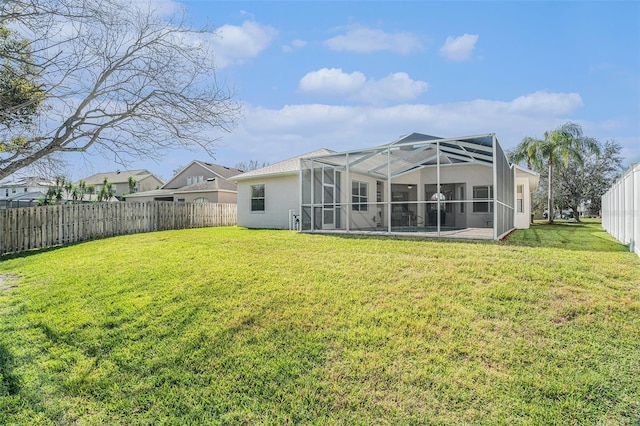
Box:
left=251, top=199, right=265, bottom=211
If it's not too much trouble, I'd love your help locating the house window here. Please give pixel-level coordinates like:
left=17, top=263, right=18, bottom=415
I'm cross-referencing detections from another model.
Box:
left=251, top=184, right=265, bottom=212
left=459, top=186, right=465, bottom=213
left=517, top=185, right=524, bottom=213
left=473, top=185, right=493, bottom=213
left=193, top=197, right=208, bottom=203
left=24, top=188, right=27, bottom=193
left=177, top=198, right=185, bottom=202
left=187, top=176, right=203, bottom=185
left=352, top=181, right=368, bottom=211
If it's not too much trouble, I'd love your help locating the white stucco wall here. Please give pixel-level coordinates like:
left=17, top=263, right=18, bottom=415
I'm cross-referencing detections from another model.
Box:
left=237, top=174, right=299, bottom=229
left=345, top=172, right=379, bottom=230
left=514, top=176, right=532, bottom=229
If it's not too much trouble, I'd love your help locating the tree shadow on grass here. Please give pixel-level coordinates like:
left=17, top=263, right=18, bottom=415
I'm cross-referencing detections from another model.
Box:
left=0, top=342, right=21, bottom=396
left=1, top=243, right=75, bottom=261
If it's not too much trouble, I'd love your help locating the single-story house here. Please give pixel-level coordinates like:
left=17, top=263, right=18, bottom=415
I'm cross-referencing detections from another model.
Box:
left=80, top=169, right=164, bottom=200
left=125, top=160, right=243, bottom=203
left=232, top=133, right=539, bottom=240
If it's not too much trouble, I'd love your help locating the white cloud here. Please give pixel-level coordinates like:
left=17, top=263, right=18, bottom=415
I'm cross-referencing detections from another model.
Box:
left=282, top=39, right=307, bottom=53
left=358, top=72, right=428, bottom=104
left=325, top=26, right=422, bottom=54
left=211, top=91, right=589, bottom=165
left=212, top=21, right=278, bottom=68
left=508, top=91, right=583, bottom=115
left=298, top=68, right=428, bottom=104
left=439, top=34, right=479, bottom=62
left=299, top=68, right=367, bottom=95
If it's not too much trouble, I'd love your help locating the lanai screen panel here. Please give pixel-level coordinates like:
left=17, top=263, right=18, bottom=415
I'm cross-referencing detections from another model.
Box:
left=494, top=138, right=515, bottom=238
left=300, top=133, right=512, bottom=239
left=300, top=158, right=345, bottom=231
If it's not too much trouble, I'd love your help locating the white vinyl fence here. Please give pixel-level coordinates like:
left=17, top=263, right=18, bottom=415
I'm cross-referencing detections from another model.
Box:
left=0, top=201, right=237, bottom=255
left=602, top=163, right=639, bottom=257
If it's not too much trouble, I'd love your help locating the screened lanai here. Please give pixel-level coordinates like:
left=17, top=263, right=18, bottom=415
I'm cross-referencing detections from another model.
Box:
left=299, top=133, right=515, bottom=240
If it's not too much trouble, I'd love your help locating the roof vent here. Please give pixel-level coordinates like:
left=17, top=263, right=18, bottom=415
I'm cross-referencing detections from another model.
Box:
left=207, top=178, right=215, bottom=181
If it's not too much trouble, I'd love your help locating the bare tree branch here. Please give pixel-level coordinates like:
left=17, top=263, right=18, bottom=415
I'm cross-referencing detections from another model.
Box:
left=0, top=0, right=241, bottom=180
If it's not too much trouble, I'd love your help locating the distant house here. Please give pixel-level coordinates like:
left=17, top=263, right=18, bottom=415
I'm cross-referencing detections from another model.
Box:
left=125, top=161, right=243, bottom=203
left=0, top=176, right=56, bottom=208
left=232, top=133, right=539, bottom=240
left=80, top=169, right=164, bottom=200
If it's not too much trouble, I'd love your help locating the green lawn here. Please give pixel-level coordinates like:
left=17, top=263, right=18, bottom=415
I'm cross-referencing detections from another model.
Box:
left=1, top=221, right=638, bottom=425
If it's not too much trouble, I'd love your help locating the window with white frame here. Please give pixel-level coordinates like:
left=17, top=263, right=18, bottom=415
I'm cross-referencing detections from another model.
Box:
left=517, top=185, right=524, bottom=213
left=473, top=185, right=493, bottom=213
left=251, top=184, right=265, bottom=212
left=352, top=181, right=368, bottom=211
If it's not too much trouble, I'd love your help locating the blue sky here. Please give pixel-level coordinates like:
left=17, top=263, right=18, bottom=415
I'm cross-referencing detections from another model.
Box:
left=73, top=1, right=639, bottom=181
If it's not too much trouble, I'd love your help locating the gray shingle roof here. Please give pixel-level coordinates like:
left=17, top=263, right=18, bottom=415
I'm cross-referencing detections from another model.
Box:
left=194, top=161, right=244, bottom=179
left=124, top=189, right=174, bottom=198
left=81, top=169, right=158, bottom=185
left=174, top=177, right=237, bottom=193
left=232, top=149, right=335, bottom=181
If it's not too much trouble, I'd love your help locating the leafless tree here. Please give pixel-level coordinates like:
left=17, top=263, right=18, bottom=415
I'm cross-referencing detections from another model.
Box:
left=0, top=0, right=241, bottom=180
left=234, top=160, right=269, bottom=172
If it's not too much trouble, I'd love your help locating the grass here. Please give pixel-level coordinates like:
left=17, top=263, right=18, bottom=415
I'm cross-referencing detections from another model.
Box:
left=0, top=220, right=638, bottom=425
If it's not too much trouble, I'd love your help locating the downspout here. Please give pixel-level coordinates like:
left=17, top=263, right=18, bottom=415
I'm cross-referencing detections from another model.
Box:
left=436, top=141, right=441, bottom=238
left=298, top=158, right=303, bottom=231
left=387, top=147, right=392, bottom=234
left=631, top=165, right=635, bottom=254
left=492, top=135, right=498, bottom=240
left=346, top=153, right=350, bottom=232
left=310, top=159, right=315, bottom=231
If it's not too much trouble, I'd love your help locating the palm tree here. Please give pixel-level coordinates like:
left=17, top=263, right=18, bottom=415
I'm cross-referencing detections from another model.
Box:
left=86, top=184, right=95, bottom=201
left=510, top=122, right=599, bottom=223
left=98, top=177, right=115, bottom=202
left=77, top=179, right=87, bottom=201
left=127, top=176, right=137, bottom=194
left=64, top=179, right=73, bottom=201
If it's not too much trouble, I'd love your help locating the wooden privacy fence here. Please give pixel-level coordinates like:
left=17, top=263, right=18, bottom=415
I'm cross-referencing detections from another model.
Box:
left=0, top=201, right=237, bottom=255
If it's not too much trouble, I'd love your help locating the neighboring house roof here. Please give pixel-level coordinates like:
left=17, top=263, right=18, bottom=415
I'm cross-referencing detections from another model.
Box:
left=174, top=178, right=237, bottom=194
left=126, top=161, right=240, bottom=200
left=193, top=161, right=244, bottom=179
left=0, top=176, right=55, bottom=188
left=81, top=169, right=162, bottom=185
left=124, top=189, right=174, bottom=199
left=232, top=149, right=335, bottom=181
left=161, top=160, right=243, bottom=189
